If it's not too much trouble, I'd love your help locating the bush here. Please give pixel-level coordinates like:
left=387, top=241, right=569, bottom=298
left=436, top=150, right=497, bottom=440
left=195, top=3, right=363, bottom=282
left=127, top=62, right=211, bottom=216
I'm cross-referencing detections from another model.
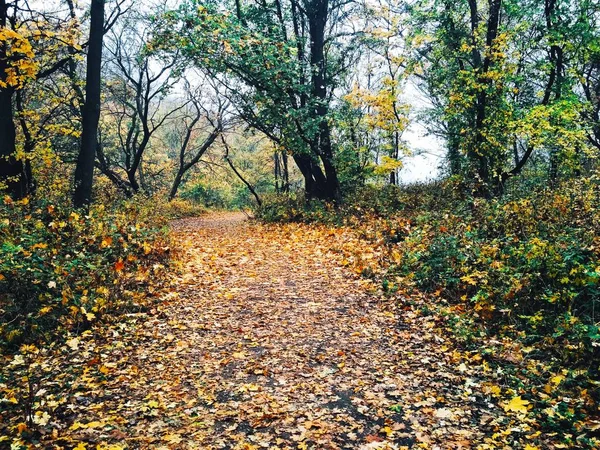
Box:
left=393, top=178, right=600, bottom=359
left=257, top=176, right=600, bottom=364
left=0, top=195, right=170, bottom=352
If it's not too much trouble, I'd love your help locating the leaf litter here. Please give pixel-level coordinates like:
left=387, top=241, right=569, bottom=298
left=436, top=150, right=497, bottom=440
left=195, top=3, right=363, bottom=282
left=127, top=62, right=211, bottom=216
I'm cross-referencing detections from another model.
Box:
left=2, top=212, right=555, bottom=449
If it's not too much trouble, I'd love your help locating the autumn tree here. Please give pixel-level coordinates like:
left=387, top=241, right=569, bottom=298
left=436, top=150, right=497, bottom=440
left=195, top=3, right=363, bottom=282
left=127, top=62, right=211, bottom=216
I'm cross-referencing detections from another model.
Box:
left=0, top=0, right=79, bottom=199
left=168, top=78, right=225, bottom=200
left=408, top=0, right=592, bottom=196
left=343, top=0, right=411, bottom=185
left=154, top=0, right=365, bottom=202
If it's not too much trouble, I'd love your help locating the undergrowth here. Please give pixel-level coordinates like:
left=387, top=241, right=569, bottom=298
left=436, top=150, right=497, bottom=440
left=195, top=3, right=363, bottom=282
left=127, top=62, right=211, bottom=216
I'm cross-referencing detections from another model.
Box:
left=256, top=175, right=600, bottom=446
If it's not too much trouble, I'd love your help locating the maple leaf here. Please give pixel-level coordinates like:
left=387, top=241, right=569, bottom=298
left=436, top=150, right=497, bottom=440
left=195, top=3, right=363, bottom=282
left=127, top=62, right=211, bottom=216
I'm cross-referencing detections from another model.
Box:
left=503, top=396, right=530, bottom=414
left=114, top=259, right=125, bottom=272
left=66, top=337, right=80, bottom=350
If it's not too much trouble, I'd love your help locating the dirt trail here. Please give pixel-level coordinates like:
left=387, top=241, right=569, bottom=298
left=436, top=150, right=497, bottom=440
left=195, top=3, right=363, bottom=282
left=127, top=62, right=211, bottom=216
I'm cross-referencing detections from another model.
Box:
left=93, top=213, right=503, bottom=449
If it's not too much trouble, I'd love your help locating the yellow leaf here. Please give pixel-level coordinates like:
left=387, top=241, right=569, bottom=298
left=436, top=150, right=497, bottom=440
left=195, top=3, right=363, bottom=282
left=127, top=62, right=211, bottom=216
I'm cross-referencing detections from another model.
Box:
left=524, top=445, right=539, bottom=450
left=85, top=421, right=104, bottom=428
left=66, top=337, right=80, bottom=350
left=164, top=433, right=183, bottom=444
left=503, top=396, right=530, bottom=414
left=39, top=306, right=52, bottom=315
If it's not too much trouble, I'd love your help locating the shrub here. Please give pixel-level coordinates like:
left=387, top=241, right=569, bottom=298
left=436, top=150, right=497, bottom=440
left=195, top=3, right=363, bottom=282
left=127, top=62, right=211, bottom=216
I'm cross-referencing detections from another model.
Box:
left=257, top=175, right=600, bottom=364
left=0, top=195, right=170, bottom=352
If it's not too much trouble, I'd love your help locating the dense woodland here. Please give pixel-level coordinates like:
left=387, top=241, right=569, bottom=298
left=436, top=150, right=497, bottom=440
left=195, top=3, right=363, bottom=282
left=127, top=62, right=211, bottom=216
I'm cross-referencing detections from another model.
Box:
left=1, top=0, right=600, bottom=448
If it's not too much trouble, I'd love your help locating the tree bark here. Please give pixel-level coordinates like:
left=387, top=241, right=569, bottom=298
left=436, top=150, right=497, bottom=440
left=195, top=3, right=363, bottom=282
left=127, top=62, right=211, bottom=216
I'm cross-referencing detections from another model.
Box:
left=307, top=0, right=341, bottom=202
left=73, top=0, right=105, bottom=208
left=0, top=0, right=29, bottom=199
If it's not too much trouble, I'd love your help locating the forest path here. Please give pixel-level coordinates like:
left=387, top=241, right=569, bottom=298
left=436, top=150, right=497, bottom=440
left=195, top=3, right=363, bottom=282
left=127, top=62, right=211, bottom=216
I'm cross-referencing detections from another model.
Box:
left=93, top=213, right=502, bottom=449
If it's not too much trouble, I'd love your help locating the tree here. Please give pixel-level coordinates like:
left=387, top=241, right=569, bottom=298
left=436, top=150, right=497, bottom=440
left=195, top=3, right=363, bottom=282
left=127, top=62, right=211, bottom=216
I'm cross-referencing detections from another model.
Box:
left=169, top=80, right=224, bottom=200
left=344, top=0, right=410, bottom=185
left=154, top=0, right=364, bottom=202
left=0, top=0, right=72, bottom=199
left=97, top=11, right=186, bottom=196
left=73, top=0, right=105, bottom=207
left=408, top=0, right=591, bottom=197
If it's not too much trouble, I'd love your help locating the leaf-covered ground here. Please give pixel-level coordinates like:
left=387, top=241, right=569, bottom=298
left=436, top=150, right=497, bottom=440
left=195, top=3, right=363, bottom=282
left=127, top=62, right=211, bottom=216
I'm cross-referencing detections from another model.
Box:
left=3, top=213, right=570, bottom=449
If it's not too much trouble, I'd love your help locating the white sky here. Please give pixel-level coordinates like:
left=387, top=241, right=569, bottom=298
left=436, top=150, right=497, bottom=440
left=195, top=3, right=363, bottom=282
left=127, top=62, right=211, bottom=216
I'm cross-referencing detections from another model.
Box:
left=399, top=78, right=444, bottom=183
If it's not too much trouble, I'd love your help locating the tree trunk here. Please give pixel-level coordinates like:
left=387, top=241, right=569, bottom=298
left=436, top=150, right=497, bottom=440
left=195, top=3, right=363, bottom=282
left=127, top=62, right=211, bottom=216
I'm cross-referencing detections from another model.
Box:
left=0, top=0, right=29, bottom=199
left=169, top=171, right=184, bottom=201
left=169, top=126, right=221, bottom=201
left=0, top=88, right=28, bottom=199
left=307, top=0, right=342, bottom=203
left=73, top=0, right=105, bottom=208
left=468, top=0, right=501, bottom=198
left=274, top=151, right=281, bottom=193
left=282, top=151, right=289, bottom=192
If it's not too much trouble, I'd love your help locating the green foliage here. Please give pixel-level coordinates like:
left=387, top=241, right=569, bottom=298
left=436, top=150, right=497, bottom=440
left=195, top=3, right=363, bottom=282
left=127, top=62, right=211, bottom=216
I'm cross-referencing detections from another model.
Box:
left=0, top=196, right=170, bottom=352
left=255, top=193, right=335, bottom=224
left=183, top=183, right=230, bottom=209
left=394, top=178, right=600, bottom=354
left=407, top=0, right=599, bottom=194
left=259, top=176, right=600, bottom=363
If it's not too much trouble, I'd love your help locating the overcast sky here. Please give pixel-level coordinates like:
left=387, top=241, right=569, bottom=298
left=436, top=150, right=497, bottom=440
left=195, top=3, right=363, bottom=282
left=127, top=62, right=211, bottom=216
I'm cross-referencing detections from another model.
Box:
left=398, top=78, right=444, bottom=183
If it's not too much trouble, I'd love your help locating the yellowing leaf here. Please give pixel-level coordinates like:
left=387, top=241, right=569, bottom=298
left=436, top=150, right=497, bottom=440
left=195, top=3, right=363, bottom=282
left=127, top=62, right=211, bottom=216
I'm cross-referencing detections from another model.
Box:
left=164, top=433, right=183, bottom=444
left=503, top=396, right=530, bottom=414
left=66, top=337, right=80, bottom=350
left=85, top=421, right=104, bottom=428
